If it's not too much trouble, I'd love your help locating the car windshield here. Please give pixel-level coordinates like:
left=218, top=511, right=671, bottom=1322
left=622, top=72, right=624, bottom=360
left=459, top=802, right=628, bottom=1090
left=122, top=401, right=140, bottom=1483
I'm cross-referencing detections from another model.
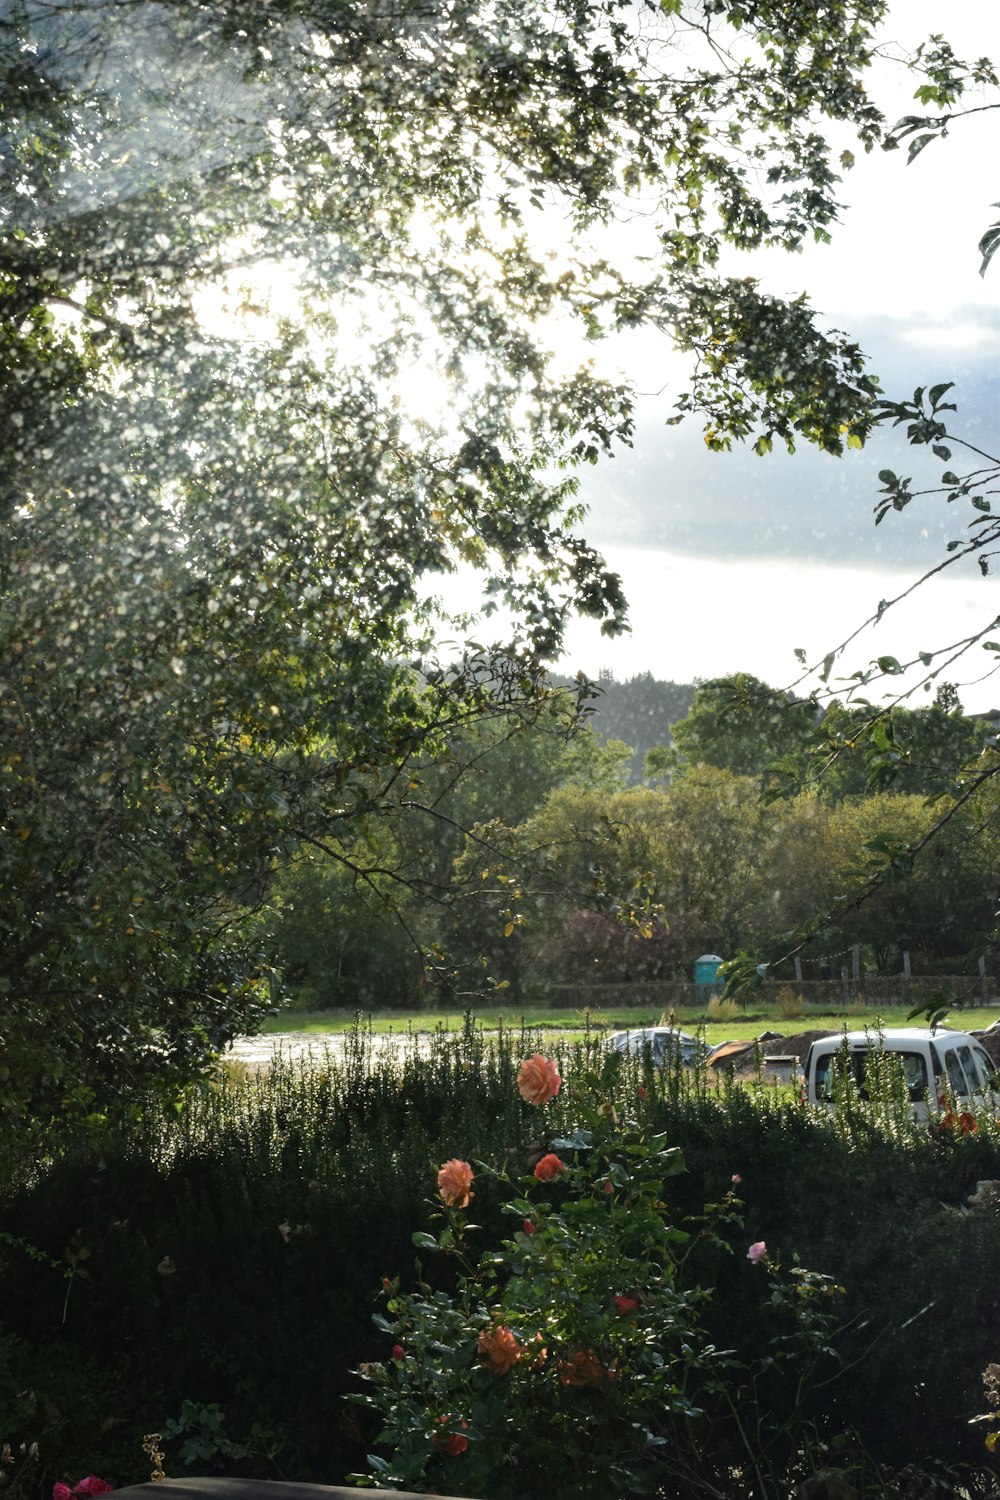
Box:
left=814, top=1048, right=928, bottom=1103
left=610, top=1031, right=698, bottom=1066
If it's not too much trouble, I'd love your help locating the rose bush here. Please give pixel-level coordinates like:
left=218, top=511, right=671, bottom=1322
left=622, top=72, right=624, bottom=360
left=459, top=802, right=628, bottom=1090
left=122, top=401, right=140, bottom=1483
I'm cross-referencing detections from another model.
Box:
left=351, top=1054, right=869, bottom=1498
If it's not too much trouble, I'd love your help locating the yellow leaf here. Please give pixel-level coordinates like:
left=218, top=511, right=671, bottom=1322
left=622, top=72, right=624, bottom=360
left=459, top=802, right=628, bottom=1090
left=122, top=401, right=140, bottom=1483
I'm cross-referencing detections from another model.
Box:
left=503, top=922, right=514, bottom=938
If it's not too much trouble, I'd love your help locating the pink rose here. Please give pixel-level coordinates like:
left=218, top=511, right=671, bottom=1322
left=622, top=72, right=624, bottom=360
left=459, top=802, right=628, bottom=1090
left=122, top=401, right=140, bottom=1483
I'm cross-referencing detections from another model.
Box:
left=391, top=1344, right=405, bottom=1361
left=747, top=1241, right=767, bottom=1265
left=517, top=1053, right=561, bottom=1106
left=533, top=1153, right=566, bottom=1182
left=53, top=1486, right=73, bottom=1500
left=437, top=1158, right=474, bottom=1208
left=731, top=1173, right=742, bottom=1185
left=522, top=1218, right=536, bottom=1235
left=74, top=1482, right=113, bottom=1498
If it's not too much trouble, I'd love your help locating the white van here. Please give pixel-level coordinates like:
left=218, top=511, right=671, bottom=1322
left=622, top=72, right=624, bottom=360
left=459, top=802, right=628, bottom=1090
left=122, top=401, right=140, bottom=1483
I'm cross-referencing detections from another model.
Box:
left=803, top=1027, right=999, bottom=1121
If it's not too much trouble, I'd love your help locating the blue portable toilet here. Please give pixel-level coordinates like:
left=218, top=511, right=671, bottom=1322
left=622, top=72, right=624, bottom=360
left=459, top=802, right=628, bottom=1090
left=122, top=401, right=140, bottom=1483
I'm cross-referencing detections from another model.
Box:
left=694, top=953, right=724, bottom=987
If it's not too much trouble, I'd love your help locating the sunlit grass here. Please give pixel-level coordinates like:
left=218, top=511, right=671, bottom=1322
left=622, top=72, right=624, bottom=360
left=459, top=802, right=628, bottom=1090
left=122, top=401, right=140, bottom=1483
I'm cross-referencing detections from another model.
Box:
left=261, top=1001, right=1000, bottom=1049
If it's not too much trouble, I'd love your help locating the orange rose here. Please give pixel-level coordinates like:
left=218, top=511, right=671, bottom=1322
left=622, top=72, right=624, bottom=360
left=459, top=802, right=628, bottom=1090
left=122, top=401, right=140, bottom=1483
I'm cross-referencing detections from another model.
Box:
left=437, top=1158, right=474, bottom=1208
left=432, top=1416, right=469, bottom=1457
left=558, top=1348, right=605, bottom=1387
left=533, top=1152, right=566, bottom=1181
left=477, top=1324, right=522, bottom=1374
left=941, top=1110, right=978, bottom=1135
left=518, top=1053, right=562, bottom=1106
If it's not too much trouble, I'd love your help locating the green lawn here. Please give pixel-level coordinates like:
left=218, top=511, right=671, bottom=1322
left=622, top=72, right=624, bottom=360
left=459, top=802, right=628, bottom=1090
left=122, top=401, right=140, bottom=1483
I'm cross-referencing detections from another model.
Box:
left=262, top=1001, right=1000, bottom=1050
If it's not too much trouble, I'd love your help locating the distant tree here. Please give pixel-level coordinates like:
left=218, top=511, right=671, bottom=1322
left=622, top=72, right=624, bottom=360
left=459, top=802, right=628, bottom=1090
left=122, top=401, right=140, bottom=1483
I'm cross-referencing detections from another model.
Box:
left=264, top=848, right=423, bottom=1010
left=563, top=673, right=697, bottom=783
left=549, top=908, right=671, bottom=985
left=808, top=694, right=998, bottom=801
left=668, top=674, right=819, bottom=783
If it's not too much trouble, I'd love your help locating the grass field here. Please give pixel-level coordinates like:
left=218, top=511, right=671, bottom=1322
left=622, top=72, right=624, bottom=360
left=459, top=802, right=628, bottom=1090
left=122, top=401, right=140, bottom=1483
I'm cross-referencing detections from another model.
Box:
left=261, top=1000, right=1000, bottom=1049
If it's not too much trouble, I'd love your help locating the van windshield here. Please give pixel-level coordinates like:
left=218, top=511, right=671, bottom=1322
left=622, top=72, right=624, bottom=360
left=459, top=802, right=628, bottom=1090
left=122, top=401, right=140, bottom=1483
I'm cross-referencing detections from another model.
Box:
left=814, top=1049, right=928, bottom=1103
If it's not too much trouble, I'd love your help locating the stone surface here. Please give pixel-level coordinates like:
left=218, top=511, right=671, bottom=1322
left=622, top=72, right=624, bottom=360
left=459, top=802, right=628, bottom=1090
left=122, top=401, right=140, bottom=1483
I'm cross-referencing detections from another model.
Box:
left=115, top=1481, right=467, bottom=1500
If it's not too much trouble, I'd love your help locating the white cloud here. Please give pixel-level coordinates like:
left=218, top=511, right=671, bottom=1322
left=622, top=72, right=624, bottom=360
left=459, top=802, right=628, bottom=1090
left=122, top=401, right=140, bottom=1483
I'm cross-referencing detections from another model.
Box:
left=555, top=546, right=1000, bottom=714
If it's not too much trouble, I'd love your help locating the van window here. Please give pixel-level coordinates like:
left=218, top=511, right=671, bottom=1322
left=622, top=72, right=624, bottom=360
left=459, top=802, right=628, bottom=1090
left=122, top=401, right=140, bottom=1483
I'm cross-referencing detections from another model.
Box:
left=945, top=1048, right=970, bottom=1099
left=957, top=1045, right=981, bottom=1090
left=814, top=1049, right=928, bottom=1103
left=973, top=1046, right=998, bottom=1088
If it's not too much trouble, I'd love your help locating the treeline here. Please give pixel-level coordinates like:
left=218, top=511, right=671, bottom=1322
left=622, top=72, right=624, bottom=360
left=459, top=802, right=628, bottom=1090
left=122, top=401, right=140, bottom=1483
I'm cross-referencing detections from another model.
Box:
left=549, top=670, right=696, bottom=782
left=265, top=672, right=1000, bottom=1005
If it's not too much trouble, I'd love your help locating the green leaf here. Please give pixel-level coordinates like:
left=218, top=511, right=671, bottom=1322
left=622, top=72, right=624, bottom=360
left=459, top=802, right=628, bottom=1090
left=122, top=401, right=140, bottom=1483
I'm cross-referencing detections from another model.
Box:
left=979, top=221, right=1000, bottom=277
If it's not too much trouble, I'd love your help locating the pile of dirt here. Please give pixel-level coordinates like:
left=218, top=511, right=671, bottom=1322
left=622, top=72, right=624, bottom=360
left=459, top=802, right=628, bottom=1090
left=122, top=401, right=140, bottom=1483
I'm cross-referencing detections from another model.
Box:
left=712, top=1030, right=834, bottom=1078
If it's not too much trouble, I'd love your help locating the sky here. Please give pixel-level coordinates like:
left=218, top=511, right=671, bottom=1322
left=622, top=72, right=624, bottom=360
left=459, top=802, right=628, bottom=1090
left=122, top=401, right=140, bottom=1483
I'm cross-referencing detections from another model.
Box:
left=167, top=0, right=1000, bottom=713
left=539, top=1, right=1000, bottom=713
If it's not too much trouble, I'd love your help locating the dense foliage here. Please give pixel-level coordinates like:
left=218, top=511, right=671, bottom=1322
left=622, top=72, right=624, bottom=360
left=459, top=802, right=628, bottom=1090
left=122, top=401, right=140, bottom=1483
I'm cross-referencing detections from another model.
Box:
left=1, top=0, right=900, bottom=1137
left=1, top=1029, right=998, bottom=1495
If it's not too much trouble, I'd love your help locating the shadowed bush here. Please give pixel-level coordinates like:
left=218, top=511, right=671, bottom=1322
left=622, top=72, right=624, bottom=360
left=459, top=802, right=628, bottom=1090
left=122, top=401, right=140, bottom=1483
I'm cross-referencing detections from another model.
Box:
left=0, top=1018, right=997, bottom=1494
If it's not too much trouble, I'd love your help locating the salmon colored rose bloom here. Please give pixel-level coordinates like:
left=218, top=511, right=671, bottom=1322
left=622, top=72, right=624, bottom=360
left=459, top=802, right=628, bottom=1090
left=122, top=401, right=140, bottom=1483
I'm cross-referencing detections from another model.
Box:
left=533, top=1152, right=566, bottom=1181
left=558, top=1348, right=606, bottom=1387
left=432, top=1417, right=469, bottom=1456
left=477, top=1324, right=522, bottom=1374
left=517, top=1053, right=562, bottom=1106
left=437, top=1158, right=474, bottom=1208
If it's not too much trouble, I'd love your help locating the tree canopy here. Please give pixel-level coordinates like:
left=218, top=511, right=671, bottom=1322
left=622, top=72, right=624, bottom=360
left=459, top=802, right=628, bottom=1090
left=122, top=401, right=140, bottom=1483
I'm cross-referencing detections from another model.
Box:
left=0, top=0, right=913, bottom=1138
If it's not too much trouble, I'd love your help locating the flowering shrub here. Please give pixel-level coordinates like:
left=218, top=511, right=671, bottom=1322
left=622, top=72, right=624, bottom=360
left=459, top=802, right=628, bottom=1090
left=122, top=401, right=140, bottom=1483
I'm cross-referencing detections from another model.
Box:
left=351, top=1054, right=858, bottom=1498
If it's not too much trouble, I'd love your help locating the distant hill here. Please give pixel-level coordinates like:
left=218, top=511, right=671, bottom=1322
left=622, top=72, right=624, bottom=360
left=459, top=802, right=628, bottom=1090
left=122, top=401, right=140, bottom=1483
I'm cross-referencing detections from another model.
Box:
left=552, top=670, right=697, bottom=782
